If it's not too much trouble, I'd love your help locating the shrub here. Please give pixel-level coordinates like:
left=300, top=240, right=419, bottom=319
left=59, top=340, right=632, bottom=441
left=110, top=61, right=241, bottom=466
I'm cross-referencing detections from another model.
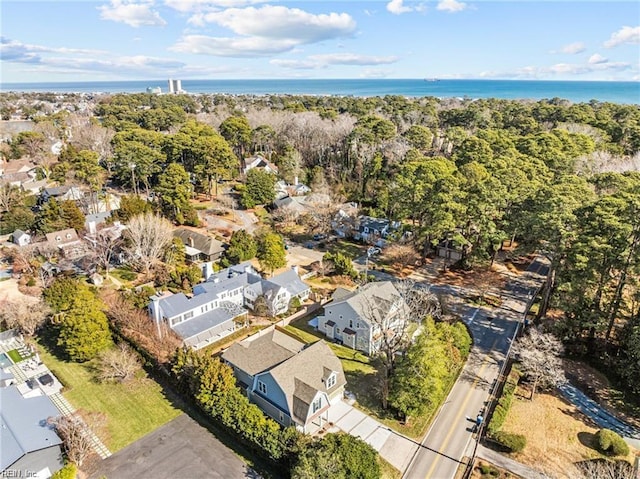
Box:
left=487, top=367, right=521, bottom=436
left=51, top=463, right=77, bottom=479
left=26, top=277, right=36, bottom=287
left=493, top=431, right=527, bottom=453
left=596, top=429, right=630, bottom=456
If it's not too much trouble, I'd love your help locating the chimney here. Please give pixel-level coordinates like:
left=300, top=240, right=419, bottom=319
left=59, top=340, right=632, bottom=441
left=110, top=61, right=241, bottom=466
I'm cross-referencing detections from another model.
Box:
left=294, top=176, right=298, bottom=186
left=188, top=236, right=195, bottom=248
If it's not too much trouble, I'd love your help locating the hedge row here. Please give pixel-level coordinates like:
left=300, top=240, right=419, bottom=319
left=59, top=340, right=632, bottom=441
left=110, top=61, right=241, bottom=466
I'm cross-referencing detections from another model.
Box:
left=487, top=367, right=521, bottom=436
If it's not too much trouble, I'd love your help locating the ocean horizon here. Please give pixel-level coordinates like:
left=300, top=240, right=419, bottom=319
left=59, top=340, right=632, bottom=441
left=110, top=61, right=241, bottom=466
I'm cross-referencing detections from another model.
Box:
left=1, top=79, right=639, bottom=104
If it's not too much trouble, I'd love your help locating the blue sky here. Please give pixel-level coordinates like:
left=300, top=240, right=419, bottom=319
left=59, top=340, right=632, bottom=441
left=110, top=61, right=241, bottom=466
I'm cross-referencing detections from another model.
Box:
left=1, top=1, right=639, bottom=83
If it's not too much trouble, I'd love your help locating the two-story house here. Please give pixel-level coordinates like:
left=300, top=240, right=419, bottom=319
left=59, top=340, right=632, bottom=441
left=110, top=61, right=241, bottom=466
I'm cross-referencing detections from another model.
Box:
left=222, top=329, right=346, bottom=434
left=149, top=262, right=311, bottom=348
left=316, top=281, right=408, bottom=355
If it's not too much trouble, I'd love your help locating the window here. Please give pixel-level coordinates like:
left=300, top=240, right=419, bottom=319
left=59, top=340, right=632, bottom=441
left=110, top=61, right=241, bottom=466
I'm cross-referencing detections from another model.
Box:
left=258, top=380, right=267, bottom=395
left=349, top=320, right=353, bottom=328
left=66, top=233, right=72, bottom=239
left=184, top=311, right=194, bottom=320
left=326, top=373, right=336, bottom=389
left=312, top=397, right=322, bottom=413
left=279, top=411, right=284, bottom=422
left=55, top=236, right=61, bottom=242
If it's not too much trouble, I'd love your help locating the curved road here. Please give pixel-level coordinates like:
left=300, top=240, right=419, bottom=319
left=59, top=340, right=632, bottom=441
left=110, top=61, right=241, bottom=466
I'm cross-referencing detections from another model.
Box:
left=402, top=257, right=549, bottom=479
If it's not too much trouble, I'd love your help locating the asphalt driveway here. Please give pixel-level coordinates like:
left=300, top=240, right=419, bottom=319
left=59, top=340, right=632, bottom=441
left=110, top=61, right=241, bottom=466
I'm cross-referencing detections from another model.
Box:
left=88, top=414, right=257, bottom=479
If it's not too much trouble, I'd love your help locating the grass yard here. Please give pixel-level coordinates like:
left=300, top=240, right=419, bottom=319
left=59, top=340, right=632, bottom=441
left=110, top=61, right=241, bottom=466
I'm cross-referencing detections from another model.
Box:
left=284, top=318, right=449, bottom=439
left=7, top=348, right=32, bottom=363
left=200, top=324, right=265, bottom=356
left=380, top=457, right=402, bottom=479
left=326, top=239, right=367, bottom=259
left=37, top=343, right=181, bottom=452
left=500, top=387, right=637, bottom=478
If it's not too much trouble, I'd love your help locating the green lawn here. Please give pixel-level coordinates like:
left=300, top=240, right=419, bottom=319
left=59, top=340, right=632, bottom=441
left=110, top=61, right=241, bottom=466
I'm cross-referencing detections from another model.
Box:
left=7, top=348, right=31, bottom=363
left=37, top=343, right=181, bottom=452
left=326, top=239, right=367, bottom=259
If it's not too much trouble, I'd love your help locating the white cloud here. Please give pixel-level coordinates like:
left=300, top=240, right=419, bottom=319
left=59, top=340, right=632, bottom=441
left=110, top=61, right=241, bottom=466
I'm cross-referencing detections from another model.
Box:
left=480, top=60, right=632, bottom=79
left=588, top=53, right=608, bottom=64
left=174, top=5, right=356, bottom=57
left=98, top=0, right=166, bottom=27
left=171, top=35, right=298, bottom=57
left=193, top=6, right=355, bottom=43
left=310, top=53, right=398, bottom=66
left=270, top=59, right=322, bottom=70
left=386, top=0, right=426, bottom=15
left=387, top=0, right=413, bottom=14
left=559, top=42, right=586, bottom=54
left=0, top=37, right=106, bottom=64
left=604, top=25, right=640, bottom=48
left=436, top=0, right=466, bottom=13
left=271, top=53, right=399, bottom=70
left=164, top=0, right=266, bottom=13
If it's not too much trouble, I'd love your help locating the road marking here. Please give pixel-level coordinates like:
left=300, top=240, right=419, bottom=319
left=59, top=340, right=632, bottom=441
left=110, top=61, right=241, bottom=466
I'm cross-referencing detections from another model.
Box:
left=424, top=337, right=499, bottom=479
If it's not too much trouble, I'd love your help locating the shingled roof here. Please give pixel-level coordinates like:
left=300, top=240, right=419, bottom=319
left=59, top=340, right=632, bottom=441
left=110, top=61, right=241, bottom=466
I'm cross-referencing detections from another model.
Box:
left=222, top=329, right=306, bottom=376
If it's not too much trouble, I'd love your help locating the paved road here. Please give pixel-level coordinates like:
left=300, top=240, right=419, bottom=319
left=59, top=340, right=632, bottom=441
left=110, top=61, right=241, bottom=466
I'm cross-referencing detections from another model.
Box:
left=402, top=258, right=548, bottom=479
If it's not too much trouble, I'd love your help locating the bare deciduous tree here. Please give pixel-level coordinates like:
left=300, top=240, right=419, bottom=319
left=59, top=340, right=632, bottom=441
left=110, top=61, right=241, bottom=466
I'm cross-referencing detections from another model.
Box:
left=87, top=229, right=122, bottom=275
left=47, top=412, right=106, bottom=466
left=0, top=298, right=51, bottom=336
left=384, top=244, right=420, bottom=277
left=124, top=213, right=173, bottom=276
left=358, top=280, right=442, bottom=408
left=512, top=327, right=565, bottom=399
left=96, top=343, right=141, bottom=383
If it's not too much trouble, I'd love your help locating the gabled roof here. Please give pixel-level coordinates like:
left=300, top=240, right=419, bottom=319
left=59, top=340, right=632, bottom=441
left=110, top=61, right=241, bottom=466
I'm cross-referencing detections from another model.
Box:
left=265, top=268, right=310, bottom=297
left=222, top=329, right=306, bottom=376
left=0, top=386, right=63, bottom=471
left=327, top=281, right=401, bottom=325
left=359, top=215, right=390, bottom=232
left=264, top=340, right=345, bottom=423
left=45, top=228, right=79, bottom=245
left=12, top=229, right=30, bottom=240
left=174, top=228, right=225, bottom=257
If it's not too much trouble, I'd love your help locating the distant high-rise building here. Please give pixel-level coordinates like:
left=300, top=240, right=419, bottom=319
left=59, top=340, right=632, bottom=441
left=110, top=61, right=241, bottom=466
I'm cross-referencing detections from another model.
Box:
left=146, top=86, right=162, bottom=94
left=168, top=79, right=182, bottom=94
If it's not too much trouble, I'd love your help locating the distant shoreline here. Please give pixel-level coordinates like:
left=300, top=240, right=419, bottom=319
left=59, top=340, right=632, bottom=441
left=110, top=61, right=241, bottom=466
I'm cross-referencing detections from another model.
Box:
left=1, top=78, right=638, bottom=104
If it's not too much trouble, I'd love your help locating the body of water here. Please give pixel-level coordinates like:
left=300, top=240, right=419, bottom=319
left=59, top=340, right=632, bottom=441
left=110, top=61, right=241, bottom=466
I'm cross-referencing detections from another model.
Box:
left=2, top=79, right=639, bottom=104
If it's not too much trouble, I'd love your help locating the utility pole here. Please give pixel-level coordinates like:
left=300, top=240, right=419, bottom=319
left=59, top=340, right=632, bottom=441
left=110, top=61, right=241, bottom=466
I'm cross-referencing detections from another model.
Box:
left=364, top=246, right=380, bottom=282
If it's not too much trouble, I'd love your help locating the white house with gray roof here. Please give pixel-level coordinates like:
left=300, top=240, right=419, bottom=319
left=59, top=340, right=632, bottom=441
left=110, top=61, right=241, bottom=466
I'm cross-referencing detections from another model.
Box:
left=222, top=330, right=345, bottom=434
left=149, top=262, right=311, bottom=349
left=317, top=281, right=407, bottom=355
left=0, top=385, right=64, bottom=478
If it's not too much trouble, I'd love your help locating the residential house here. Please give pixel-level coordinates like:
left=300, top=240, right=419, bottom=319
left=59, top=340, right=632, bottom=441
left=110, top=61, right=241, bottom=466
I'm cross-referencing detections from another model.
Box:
left=40, top=186, right=84, bottom=203
left=206, top=262, right=311, bottom=316
left=272, top=193, right=331, bottom=220
left=243, top=155, right=279, bottom=175
left=0, top=385, right=64, bottom=478
left=332, top=202, right=359, bottom=238
left=149, top=285, right=248, bottom=350
left=11, top=229, right=31, bottom=247
left=275, top=178, right=311, bottom=200
left=355, top=216, right=392, bottom=243
left=317, top=281, right=408, bottom=355
left=436, top=236, right=471, bottom=262
left=149, top=262, right=312, bottom=348
left=45, top=229, right=86, bottom=259
left=174, top=228, right=226, bottom=263
left=223, top=330, right=346, bottom=433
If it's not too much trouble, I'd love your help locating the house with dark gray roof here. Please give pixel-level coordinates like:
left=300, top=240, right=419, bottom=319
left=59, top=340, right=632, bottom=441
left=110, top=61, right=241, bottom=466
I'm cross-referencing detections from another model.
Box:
left=223, top=329, right=345, bottom=434
left=317, top=281, right=408, bottom=355
left=0, top=386, right=64, bottom=478
left=173, top=228, right=226, bottom=263
left=11, top=229, right=31, bottom=247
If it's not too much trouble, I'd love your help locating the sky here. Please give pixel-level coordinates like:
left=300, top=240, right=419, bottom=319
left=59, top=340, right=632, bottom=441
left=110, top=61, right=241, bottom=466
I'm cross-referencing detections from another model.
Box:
left=1, top=1, right=639, bottom=83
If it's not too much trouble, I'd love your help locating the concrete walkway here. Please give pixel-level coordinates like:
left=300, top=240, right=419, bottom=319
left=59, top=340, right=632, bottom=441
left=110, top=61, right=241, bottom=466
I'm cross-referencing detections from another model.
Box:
left=475, top=444, right=547, bottom=478
left=327, top=400, right=419, bottom=472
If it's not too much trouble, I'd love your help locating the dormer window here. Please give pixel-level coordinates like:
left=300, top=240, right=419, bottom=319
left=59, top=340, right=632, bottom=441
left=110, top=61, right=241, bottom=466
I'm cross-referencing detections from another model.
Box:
left=326, top=373, right=336, bottom=389
left=55, top=236, right=61, bottom=242
left=66, top=233, right=72, bottom=239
